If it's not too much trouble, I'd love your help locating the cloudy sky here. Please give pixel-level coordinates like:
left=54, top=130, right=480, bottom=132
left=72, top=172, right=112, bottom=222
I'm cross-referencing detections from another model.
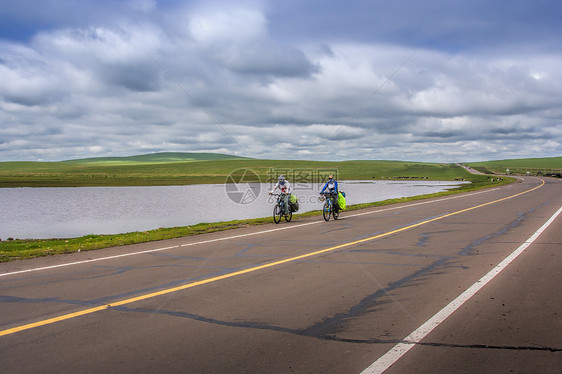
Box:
left=1, top=0, right=561, bottom=162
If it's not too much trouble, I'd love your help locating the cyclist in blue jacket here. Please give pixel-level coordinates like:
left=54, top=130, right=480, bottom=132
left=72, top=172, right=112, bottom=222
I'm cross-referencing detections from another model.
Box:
left=320, top=175, right=339, bottom=211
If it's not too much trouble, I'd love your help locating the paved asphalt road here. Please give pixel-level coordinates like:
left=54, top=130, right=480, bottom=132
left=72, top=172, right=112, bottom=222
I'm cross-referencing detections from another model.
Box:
left=1, top=177, right=561, bottom=373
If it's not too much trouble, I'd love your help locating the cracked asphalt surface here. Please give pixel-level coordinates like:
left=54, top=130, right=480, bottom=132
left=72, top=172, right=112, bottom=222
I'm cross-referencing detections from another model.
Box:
left=1, top=177, right=561, bottom=373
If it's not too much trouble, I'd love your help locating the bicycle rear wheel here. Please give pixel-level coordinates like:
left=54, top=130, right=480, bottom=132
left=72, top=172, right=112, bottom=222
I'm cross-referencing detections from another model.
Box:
left=273, top=205, right=282, bottom=224
left=323, top=201, right=331, bottom=221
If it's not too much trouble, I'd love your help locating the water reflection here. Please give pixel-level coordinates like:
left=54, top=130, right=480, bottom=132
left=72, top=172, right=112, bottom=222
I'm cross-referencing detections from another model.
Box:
left=0, top=180, right=467, bottom=239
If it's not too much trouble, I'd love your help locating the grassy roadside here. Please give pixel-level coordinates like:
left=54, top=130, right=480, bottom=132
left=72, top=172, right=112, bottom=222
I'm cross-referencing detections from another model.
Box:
left=0, top=176, right=515, bottom=262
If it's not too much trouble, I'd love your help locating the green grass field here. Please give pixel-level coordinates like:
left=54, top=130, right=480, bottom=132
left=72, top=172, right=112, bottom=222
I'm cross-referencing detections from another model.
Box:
left=466, top=157, right=561, bottom=175
left=0, top=153, right=477, bottom=187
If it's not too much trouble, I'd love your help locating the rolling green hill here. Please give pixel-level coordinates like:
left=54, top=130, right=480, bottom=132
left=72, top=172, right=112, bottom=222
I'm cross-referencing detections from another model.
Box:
left=0, top=154, right=479, bottom=187
left=62, top=152, right=251, bottom=164
left=4, top=153, right=558, bottom=188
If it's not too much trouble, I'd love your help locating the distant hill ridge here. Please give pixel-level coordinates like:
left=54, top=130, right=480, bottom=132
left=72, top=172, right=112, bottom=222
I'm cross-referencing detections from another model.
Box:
left=63, top=152, right=251, bottom=163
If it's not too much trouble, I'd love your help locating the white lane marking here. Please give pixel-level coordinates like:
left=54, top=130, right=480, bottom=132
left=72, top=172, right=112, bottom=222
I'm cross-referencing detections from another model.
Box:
left=0, top=245, right=180, bottom=277
left=0, top=188, right=499, bottom=278
left=361, top=205, right=562, bottom=374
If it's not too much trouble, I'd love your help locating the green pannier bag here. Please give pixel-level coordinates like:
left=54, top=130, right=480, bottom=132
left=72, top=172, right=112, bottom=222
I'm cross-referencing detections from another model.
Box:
left=338, top=191, right=346, bottom=210
left=289, top=193, right=299, bottom=212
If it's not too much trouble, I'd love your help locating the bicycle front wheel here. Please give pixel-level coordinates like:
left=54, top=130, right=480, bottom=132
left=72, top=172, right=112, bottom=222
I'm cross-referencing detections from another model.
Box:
left=323, top=201, right=331, bottom=221
left=273, top=205, right=282, bottom=224
left=284, top=208, right=292, bottom=222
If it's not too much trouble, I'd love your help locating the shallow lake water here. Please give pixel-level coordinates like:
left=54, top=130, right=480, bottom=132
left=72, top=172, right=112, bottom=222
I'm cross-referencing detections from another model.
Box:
left=0, top=180, right=468, bottom=239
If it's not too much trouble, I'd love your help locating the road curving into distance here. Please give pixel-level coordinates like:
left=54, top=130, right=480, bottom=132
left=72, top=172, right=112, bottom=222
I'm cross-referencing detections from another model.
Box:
left=1, top=176, right=561, bottom=373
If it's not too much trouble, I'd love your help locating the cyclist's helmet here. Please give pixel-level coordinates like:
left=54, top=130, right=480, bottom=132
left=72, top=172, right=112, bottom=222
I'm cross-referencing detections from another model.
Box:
left=278, top=175, right=285, bottom=184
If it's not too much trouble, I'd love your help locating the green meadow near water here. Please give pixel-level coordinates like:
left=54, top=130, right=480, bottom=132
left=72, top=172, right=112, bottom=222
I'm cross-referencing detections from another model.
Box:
left=2, top=152, right=479, bottom=187
left=2, top=153, right=559, bottom=261
left=1, top=152, right=530, bottom=261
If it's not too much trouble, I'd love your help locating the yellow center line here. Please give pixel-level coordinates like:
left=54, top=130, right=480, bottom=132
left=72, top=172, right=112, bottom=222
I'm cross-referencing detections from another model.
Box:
left=0, top=179, right=545, bottom=337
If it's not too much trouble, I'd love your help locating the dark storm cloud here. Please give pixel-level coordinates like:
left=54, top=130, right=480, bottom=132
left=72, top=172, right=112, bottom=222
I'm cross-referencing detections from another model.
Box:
left=226, top=45, right=318, bottom=78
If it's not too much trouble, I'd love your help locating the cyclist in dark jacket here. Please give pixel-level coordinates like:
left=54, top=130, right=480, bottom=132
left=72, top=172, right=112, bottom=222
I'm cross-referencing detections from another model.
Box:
left=320, top=175, right=339, bottom=211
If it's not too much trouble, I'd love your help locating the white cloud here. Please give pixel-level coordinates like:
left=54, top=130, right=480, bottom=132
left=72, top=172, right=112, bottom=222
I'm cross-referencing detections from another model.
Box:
left=189, top=8, right=267, bottom=43
left=0, top=2, right=561, bottom=162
